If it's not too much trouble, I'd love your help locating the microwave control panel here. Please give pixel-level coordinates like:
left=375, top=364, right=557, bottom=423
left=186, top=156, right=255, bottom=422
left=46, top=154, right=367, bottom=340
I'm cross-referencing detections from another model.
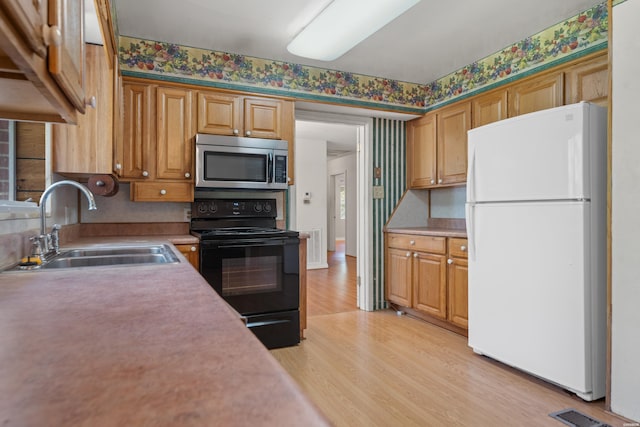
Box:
left=274, top=155, right=287, bottom=183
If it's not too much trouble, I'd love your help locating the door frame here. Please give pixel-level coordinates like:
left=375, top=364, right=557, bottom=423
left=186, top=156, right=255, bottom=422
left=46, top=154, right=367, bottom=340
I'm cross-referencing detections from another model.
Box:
left=295, top=110, right=374, bottom=311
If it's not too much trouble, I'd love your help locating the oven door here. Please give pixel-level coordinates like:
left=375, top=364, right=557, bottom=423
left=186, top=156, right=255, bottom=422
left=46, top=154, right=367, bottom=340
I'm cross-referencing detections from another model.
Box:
left=199, top=236, right=299, bottom=315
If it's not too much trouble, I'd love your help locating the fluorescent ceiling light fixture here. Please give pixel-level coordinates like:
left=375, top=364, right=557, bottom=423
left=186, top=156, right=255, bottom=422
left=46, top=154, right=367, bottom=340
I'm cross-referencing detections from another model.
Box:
left=287, top=0, right=420, bottom=61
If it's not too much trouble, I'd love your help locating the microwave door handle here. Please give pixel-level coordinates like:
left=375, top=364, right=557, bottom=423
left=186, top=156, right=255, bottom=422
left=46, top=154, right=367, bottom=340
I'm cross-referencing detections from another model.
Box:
left=267, top=152, right=274, bottom=183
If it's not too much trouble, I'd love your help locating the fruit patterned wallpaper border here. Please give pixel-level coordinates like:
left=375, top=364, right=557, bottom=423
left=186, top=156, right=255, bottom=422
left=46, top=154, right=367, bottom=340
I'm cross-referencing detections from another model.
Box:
left=118, top=2, right=607, bottom=113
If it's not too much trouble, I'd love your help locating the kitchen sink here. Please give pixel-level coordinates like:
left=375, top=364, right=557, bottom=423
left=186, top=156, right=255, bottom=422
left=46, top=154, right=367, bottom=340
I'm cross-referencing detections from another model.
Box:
left=10, top=244, right=180, bottom=271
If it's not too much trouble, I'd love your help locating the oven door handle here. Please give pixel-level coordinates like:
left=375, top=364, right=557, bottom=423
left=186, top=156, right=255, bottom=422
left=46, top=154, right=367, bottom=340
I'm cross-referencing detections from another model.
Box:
left=216, top=240, right=289, bottom=248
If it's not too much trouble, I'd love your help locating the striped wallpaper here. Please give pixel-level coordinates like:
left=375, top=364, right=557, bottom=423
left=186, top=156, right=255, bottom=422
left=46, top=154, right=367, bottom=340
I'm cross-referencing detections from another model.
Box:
left=372, top=118, right=407, bottom=310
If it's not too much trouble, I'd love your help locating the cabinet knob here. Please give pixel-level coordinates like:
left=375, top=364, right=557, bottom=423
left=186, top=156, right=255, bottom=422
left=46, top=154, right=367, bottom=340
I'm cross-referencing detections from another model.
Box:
left=85, top=96, right=96, bottom=108
left=115, top=163, right=122, bottom=170
left=409, top=240, right=415, bottom=245
left=233, top=129, right=239, bottom=135
left=160, top=189, right=167, bottom=195
left=413, top=253, right=418, bottom=258
left=430, top=179, right=435, bottom=184
left=184, top=172, right=191, bottom=178
left=245, top=130, right=252, bottom=137
left=406, top=252, right=411, bottom=258
left=447, top=258, right=453, bottom=264
left=190, top=246, right=197, bottom=252
left=438, top=178, right=443, bottom=184
left=42, top=25, right=62, bottom=47
left=142, top=170, right=149, bottom=177
left=460, top=245, right=467, bottom=252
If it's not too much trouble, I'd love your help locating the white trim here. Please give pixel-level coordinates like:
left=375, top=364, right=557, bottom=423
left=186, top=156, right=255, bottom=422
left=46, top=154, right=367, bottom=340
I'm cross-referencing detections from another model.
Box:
left=295, top=110, right=374, bottom=311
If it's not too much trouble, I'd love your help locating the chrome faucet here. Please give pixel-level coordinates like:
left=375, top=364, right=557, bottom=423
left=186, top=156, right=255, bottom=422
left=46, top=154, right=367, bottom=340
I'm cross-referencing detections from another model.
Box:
left=35, top=180, right=97, bottom=259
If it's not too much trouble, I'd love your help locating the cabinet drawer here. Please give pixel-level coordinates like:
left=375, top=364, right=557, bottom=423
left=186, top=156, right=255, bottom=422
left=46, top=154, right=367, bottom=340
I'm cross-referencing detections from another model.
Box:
left=387, top=234, right=446, bottom=254
left=131, top=182, right=194, bottom=202
left=448, top=238, right=469, bottom=258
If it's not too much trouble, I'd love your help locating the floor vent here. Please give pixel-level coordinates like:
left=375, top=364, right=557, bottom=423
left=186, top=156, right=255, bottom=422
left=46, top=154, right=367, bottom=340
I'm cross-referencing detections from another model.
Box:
left=549, top=408, right=612, bottom=427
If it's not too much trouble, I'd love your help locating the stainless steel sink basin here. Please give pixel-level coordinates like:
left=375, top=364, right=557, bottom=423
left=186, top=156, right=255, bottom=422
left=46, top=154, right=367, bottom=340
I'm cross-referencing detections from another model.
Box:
left=10, top=244, right=180, bottom=271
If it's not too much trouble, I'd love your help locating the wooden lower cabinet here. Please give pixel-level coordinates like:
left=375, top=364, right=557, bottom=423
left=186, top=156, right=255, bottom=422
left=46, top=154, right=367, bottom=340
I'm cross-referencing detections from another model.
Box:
left=175, top=243, right=199, bottom=270
left=385, top=232, right=468, bottom=334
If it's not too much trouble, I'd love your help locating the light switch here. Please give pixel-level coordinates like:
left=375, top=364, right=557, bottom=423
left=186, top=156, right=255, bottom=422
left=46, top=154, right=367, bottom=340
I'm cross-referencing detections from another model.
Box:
left=373, top=186, right=384, bottom=199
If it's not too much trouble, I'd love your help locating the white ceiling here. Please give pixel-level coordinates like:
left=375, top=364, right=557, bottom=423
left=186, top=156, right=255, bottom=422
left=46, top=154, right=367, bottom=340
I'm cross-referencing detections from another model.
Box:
left=107, top=0, right=604, bottom=154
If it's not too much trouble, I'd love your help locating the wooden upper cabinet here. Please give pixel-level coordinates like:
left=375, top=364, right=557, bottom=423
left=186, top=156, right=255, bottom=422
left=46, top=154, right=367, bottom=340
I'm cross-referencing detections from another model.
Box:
left=197, top=91, right=241, bottom=135
left=156, top=87, right=194, bottom=181
left=197, top=91, right=284, bottom=139
left=437, top=102, right=470, bottom=186
left=472, top=89, right=508, bottom=128
left=508, top=72, right=564, bottom=116
left=407, top=113, right=437, bottom=188
left=0, top=0, right=85, bottom=123
left=565, top=53, right=608, bottom=107
left=244, top=97, right=282, bottom=139
left=48, top=0, right=85, bottom=113
left=53, top=44, right=114, bottom=176
left=118, top=81, right=152, bottom=179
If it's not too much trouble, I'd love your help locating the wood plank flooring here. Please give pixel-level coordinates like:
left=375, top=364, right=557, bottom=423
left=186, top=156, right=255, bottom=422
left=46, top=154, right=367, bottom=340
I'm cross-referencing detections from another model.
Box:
left=271, top=242, right=626, bottom=427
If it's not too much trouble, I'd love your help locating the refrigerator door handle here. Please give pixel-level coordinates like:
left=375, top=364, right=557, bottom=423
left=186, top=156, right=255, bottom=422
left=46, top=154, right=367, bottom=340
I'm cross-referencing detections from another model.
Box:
left=467, top=144, right=477, bottom=204
left=465, top=203, right=476, bottom=261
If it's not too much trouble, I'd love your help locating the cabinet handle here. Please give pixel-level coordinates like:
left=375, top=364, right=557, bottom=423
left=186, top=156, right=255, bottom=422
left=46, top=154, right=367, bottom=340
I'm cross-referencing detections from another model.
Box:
left=190, top=246, right=197, bottom=252
left=460, top=245, right=467, bottom=252
left=233, top=129, right=239, bottom=135
left=85, top=96, right=97, bottom=108
left=184, top=172, right=191, bottom=178
left=115, top=163, right=122, bottom=170
left=447, top=258, right=453, bottom=264
left=405, top=252, right=411, bottom=258
left=160, top=189, right=167, bottom=195
left=42, top=25, right=62, bottom=47
left=409, top=240, right=415, bottom=245
left=142, top=170, right=149, bottom=177
left=245, top=130, right=252, bottom=137
left=438, top=178, right=443, bottom=184
left=430, top=179, right=435, bottom=184
left=413, top=253, right=418, bottom=258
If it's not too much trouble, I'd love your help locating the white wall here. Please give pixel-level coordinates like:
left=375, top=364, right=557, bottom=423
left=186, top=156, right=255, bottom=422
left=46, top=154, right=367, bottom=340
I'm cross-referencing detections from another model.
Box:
left=328, top=154, right=357, bottom=257
left=295, top=137, right=328, bottom=268
left=430, top=186, right=466, bottom=218
left=611, top=0, right=640, bottom=421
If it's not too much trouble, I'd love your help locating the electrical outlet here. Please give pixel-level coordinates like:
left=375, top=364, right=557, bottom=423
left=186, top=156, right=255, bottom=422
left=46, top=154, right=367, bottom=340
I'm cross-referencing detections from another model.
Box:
left=372, top=186, right=384, bottom=199
left=183, top=208, right=191, bottom=222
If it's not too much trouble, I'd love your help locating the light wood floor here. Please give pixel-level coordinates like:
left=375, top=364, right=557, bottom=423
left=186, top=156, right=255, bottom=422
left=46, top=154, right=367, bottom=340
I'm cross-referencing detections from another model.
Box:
left=271, top=242, right=625, bottom=427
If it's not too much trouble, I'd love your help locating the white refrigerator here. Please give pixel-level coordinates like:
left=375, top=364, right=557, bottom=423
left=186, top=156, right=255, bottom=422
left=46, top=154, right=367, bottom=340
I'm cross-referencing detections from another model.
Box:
left=465, top=102, right=607, bottom=401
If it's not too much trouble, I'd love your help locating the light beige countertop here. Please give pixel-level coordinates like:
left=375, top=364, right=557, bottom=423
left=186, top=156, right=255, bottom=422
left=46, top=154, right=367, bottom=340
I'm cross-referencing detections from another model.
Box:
left=0, top=236, right=329, bottom=426
left=384, top=226, right=467, bottom=238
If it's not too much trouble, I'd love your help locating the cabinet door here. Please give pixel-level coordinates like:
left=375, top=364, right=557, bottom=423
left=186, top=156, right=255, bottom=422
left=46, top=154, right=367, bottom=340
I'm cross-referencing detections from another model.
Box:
left=407, top=113, right=437, bottom=188
left=565, top=54, right=608, bottom=107
left=244, top=97, right=282, bottom=139
left=472, top=89, right=507, bottom=128
left=447, top=257, right=468, bottom=329
left=53, top=44, right=113, bottom=175
left=413, top=252, right=447, bottom=319
left=48, top=0, right=86, bottom=113
left=119, top=82, right=152, bottom=179
left=0, top=0, right=47, bottom=57
left=437, top=102, right=470, bottom=185
left=156, top=87, right=193, bottom=181
left=508, top=72, right=564, bottom=117
left=386, top=247, right=413, bottom=307
left=175, top=243, right=199, bottom=270
left=130, top=181, right=194, bottom=202
left=197, top=91, right=242, bottom=135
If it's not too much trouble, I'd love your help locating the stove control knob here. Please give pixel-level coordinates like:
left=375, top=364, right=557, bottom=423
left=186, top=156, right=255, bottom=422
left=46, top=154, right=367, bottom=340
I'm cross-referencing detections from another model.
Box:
left=264, top=203, right=272, bottom=213
left=197, top=204, right=208, bottom=214
left=208, top=202, right=218, bottom=213
left=254, top=203, right=263, bottom=212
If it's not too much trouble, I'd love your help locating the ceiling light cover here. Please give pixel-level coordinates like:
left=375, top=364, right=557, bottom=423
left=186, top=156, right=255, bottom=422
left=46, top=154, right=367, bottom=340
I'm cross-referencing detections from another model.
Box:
left=287, top=0, right=420, bottom=61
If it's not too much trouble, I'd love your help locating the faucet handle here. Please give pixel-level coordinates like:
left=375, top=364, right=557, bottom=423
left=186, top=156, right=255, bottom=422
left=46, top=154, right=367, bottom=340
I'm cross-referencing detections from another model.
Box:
left=50, top=224, right=61, bottom=254
left=29, top=235, right=47, bottom=258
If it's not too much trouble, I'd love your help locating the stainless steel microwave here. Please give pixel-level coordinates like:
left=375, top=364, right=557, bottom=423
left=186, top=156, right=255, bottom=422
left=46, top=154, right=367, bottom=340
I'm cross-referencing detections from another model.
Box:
left=195, top=134, right=289, bottom=190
